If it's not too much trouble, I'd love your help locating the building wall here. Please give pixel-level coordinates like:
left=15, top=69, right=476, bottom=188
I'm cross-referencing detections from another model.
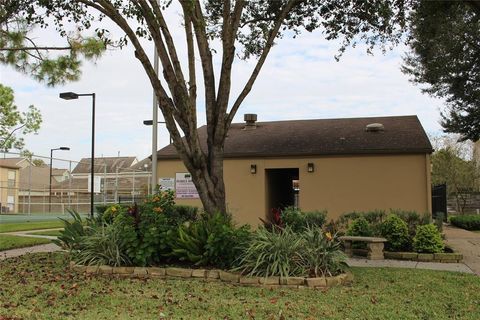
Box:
left=0, top=167, right=19, bottom=213
left=157, top=154, right=431, bottom=226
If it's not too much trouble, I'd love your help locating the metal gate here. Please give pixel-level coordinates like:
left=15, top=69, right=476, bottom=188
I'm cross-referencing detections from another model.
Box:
left=432, top=184, right=447, bottom=221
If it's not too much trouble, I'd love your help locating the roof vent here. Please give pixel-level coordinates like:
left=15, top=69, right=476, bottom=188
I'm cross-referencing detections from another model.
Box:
left=244, top=114, right=257, bottom=130
left=365, top=123, right=385, bottom=132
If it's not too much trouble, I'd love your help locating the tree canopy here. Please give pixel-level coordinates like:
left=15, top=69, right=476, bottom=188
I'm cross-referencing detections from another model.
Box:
left=0, top=0, right=107, bottom=86
left=402, top=1, right=480, bottom=141
left=0, top=84, right=42, bottom=152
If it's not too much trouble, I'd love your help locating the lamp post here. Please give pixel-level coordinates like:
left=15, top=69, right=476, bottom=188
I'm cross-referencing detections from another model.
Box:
left=49, top=147, right=70, bottom=212
left=143, top=120, right=171, bottom=194
left=59, top=91, right=96, bottom=218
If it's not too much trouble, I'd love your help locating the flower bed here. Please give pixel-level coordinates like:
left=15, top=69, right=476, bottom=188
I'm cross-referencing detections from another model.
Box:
left=70, top=262, right=354, bottom=289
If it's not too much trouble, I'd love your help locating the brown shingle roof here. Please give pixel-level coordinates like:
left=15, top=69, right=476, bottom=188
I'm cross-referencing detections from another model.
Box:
left=0, top=158, right=22, bottom=168
left=157, top=115, right=433, bottom=159
left=72, top=157, right=137, bottom=174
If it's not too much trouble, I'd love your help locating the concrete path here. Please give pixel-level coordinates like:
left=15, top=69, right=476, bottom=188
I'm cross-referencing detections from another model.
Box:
left=444, top=224, right=480, bottom=275
left=2, top=228, right=63, bottom=240
left=347, top=257, right=474, bottom=274
left=0, top=243, right=61, bottom=261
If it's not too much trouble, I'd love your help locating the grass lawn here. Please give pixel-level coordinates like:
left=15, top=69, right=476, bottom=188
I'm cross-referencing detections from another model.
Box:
left=0, top=235, right=51, bottom=251
left=27, top=229, right=63, bottom=237
left=0, top=220, right=65, bottom=233
left=1, top=253, right=479, bottom=319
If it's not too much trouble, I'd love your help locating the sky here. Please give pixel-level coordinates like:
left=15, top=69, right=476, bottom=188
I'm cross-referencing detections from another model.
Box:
left=0, top=6, right=446, bottom=167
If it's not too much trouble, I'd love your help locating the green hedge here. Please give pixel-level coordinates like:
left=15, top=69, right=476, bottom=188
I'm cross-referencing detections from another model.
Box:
left=450, top=215, right=480, bottom=231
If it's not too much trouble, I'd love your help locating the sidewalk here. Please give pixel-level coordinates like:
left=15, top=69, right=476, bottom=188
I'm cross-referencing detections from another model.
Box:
left=2, top=228, right=63, bottom=240
left=0, top=243, right=61, bottom=261
left=347, top=257, right=474, bottom=274
left=444, top=224, right=480, bottom=275
left=0, top=228, right=62, bottom=261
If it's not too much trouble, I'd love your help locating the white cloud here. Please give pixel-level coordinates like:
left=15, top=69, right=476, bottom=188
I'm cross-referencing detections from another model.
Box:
left=0, top=7, right=445, bottom=165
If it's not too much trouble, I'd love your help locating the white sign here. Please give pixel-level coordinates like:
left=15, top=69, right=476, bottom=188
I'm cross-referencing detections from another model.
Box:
left=159, top=177, right=175, bottom=191
left=175, top=173, right=199, bottom=199
left=88, top=176, right=102, bottom=193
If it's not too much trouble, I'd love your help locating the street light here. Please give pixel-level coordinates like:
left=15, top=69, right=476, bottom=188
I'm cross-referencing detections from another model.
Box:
left=49, top=146, right=70, bottom=212
left=143, top=119, right=172, bottom=194
left=60, top=91, right=96, bottom=218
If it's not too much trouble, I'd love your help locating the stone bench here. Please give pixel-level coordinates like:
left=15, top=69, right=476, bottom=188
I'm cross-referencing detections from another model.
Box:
left=339, top=236, right=387, bottom=260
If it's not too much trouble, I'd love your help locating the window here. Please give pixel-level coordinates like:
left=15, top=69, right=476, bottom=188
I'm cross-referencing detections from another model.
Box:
left=7, top=170, right=16, bottom=188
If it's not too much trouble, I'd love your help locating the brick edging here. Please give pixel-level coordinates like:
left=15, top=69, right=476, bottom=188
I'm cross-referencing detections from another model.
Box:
left=70, top=262, right=354, bottom=289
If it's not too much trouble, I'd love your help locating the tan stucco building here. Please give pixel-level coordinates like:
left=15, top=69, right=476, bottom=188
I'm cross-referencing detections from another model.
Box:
left=157, top=115, right=433, bottom=226
left=0, top=160, right=20, bottom=214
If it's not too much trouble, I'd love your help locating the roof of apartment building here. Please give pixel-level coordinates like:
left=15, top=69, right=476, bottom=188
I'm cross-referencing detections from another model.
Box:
left=156, top=115, right=433, bottom=159
left=17, top=165, right=65, bottom=189
left=129, top=157, right=152, bottom=172
left=0, top=159, right=21, bottom=169
left=0, top=158, right=23, bottom=169
left=72, top=157, right=137, bottom=174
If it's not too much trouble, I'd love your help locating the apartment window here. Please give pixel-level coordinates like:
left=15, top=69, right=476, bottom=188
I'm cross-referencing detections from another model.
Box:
left=7, top=170, right=16, bottom=188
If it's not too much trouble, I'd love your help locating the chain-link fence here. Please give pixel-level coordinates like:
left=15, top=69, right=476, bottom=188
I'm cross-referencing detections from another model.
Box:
left=0, top=151, right=152, bottom=215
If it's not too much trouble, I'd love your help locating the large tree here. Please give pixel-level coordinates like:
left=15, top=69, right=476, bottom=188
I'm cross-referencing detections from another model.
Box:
left=0, top=0, right=107, bottom=86
left=0, top=84, right=42, bottom=152
left=430, top=135, right=478, bottom=214
left=402, top=1, right=480, bottom=141
left=24, top=0, right=408, bottom=214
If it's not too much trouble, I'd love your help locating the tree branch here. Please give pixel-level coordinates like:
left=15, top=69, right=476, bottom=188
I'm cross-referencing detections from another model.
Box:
left=227, top=0, right=301, bottom=127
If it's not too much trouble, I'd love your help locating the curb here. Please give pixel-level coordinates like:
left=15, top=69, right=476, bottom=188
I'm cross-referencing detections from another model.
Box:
left=70, top=262, right=353, bottom=289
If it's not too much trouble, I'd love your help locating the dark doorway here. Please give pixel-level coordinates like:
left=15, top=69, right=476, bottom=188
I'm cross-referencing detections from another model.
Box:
left=266, top=168, right=299, bottom=219
left=432, top=184, right=447, bottom=221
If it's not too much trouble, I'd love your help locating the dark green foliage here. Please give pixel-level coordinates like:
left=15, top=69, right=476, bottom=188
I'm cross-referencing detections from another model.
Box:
left=346, top=217, right=373, bottom=237
left=168, top=213, right=251, bottom=269
left=380, top=214, right=410, bottom=251
left=280, top=206, right=327, bottom=231
left=450, top=215, right=480, bottom=231
left=112, top=206, right=173, bottom=267
left=413, top=224, right=445, bottom=253
left=338, top=210, right=386, bottom=235
left=391, top=209, right=430, bottom=237
left=402, top=1, right=480, bottom=141
left=169, top=205, right=199, bottom=225
left=101, top=204, right=127, bottom=224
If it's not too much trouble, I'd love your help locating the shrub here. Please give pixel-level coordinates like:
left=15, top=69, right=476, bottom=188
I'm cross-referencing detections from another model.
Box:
left=141, top=190, right=175, bottom=216
left=280, top=206, right=327, bottom=231
left=347, top=217, right=373, bottom=237
left=413, top=224, right=445, bottom=253
left=169, top=205, right=199, bottom=224
left=74, top=223, right=131, bottom=266
left=380, top=214, right=410, bottom=251
left=391, top=209, right=430, bottom=237
left=168, top=213, right=251, bottom=268
left=101, top=204, right=127, bottom=224
left=299, top=227, right=347, bottom=277
left=235, top=226, right=347, bottom=278
left=113, top=205, right=174, bottom=266
left=303, top=210, right=327, bottom=228
left=280, top=207, right=303, bottom=230
left=450, top=215, right=480, bottom=230
left=54, top=210, right=92, bottom=250
left=234, top=226, right=306, bottom=278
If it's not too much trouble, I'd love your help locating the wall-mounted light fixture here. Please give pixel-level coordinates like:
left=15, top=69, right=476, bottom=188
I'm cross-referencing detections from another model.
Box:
left=307, top=163, right=315, bottom=173
left=250, top=164, right=257, bottom=174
